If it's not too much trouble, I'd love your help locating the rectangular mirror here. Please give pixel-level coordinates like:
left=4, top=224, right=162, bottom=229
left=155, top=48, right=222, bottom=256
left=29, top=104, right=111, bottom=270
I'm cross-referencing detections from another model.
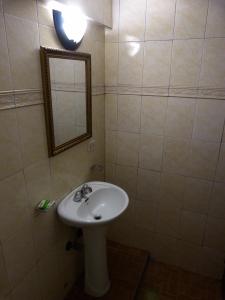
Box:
left=40, top=47, right=92, bottom=156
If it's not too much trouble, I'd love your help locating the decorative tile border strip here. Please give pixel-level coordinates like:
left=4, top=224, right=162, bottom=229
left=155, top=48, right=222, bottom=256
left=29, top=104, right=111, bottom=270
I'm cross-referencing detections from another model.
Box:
left=15, top=90, right=43, bottom=107
left=1, top=85, right=225, bottom=111
left=92, top=86, right=105, bottom=95
left=198, top=88, right=225, bottom=99
left=52, top=82, right=86, bottom=93
left=0, top=85, right=105, bottom=110
left=105, top=86, right=118, bottom=94
left=142, top=87, right=169, bottom=96
left=169, top=87, right=199, bottom=98
left=105, top=85, right=225, bottom=100
left=118, top=85, right=142, bottom=95
left=0, top=93, right=15, bottom=110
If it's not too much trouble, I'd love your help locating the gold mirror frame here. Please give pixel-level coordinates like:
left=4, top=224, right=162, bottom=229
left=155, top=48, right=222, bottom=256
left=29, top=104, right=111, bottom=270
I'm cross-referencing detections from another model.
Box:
left=40, top=47, right=92, bottom=157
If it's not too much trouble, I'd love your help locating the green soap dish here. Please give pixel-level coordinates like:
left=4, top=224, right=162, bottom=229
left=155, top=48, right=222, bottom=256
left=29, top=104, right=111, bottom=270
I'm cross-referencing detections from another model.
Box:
left=36, top=199, right=55, bottom=212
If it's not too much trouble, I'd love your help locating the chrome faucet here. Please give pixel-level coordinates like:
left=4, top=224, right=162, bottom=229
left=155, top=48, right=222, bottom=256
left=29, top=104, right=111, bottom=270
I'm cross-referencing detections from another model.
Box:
left=73, top=183, right=92, bottom=202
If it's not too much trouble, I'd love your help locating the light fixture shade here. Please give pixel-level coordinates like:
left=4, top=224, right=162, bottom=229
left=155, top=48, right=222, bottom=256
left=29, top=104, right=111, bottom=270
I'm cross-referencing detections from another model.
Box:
left=53, top=9, right=86, bottom=51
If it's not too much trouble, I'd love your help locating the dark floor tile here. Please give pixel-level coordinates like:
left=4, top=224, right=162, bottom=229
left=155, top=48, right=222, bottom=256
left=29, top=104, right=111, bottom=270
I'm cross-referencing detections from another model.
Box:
left=139, top=261, right=223, bottom=300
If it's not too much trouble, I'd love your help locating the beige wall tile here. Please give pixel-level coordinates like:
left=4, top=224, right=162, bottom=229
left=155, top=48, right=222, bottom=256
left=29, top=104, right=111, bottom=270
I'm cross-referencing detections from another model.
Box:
left=159, top=172, right=185, bottom=210
left=197, top=247, right=225, bottom=279
left=5, top=15, right=41, bottom=89
left=119, top=0, right=146, bottom=41
left=135, top=201, right=158, bottom=231
left=10, top=266, right=42, bottom=300
left=141, top=96, right=167, bottom=135
left=50, top=144, right=90, bottom=192
left=116, top=131, right=139, bottom=167
left=105, top=0, right=119, bottom=42
left=209, top=182, right=225, bottom=219
left=117, top=94, right=141, bottom=133
left=204, top=217, right=225, bottom=251
left=92, top=41, right=105, bottom=86
left=0, top=172, right=30, bottom=241
left=193, top=99, right=225, bottom=142
left=222, top=128, right=225, bottom=143
left=137, top=168, right=161, bottom=203
left=165, top=97, right=196, bottom=139
left=3, top=0, right=37, bottom=21
left=24, top=159, right=52, bottom=210
left=105, top=42, right=118, bottom=86
left=105, top=130, right=117, bottom=163
left=105, top=94, right=117, bottom=130
left=0, top=14, right=12, bottom=91
left=183, top=177, right=212, bottom=214
left=32, top=209, right=58, bottom=259
left=199, top=38, right=225, bottom=88
left=206, top=0, right=225, bottom=38
left=37, top=248, right=62, bottom=300
left=153, top=234, right=178, bottom=266
left=37, top=0, right=53, bottom=26
left=187, top=140, right=220, bottom=180
left=109, top=219, right=135, bottom=247
left=180, top=210, right=206, bottom=245
left=216, top=143, right=225, bottom=181
left=86, top=22, right=105, bottom=44
left=128, top=226, right=156, bottom=251
left=157, top=206, right=181, bottom=238
left=170, top=39, right=203, bottom=88
left=118, top=42, right=143, bottom=86
left=174, top=0, right=208, bottom=39
left=39, top=24, right=62, bottom=49
left=143, top=41, right=172, bottom=87
left=2, top=225, right=36, bottom=288
left=16, top=105, right=48, bottom=167
left=104, top=0, right=112, bottom=27
left=0, top=242, right=10, bottom=298
left=49, top=157, right=71, bottom=202
left=139, top=134, right=163, bottom=171
left=105, top=163, right=116, bottom=183
left=115, top=165, right=137, bottom=198
left=145, top=0, right=176, bottom=40
left=163, top=137, right=190, bottom=175
left=86, top=0, right=105, bottom=25
left=92, top=94, right=105, bottom=136
left=87, top=23, right=105, bottom=43
left=0, top=109, right=22, bottom=180
left=177, top=241, right=201, bottom=273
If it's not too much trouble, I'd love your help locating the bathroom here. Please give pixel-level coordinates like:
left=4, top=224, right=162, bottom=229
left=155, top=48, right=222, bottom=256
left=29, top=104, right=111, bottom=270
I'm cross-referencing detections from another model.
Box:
left=0, top=0, right=225, bottom=299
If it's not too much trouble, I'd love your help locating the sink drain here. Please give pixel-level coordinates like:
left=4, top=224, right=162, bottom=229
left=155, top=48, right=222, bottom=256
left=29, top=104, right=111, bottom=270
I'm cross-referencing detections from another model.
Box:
left=94, top=214, right=102, bottom=220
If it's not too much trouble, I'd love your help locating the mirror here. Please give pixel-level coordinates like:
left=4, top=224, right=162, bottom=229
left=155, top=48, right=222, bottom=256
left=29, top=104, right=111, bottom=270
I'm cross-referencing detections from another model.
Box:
left=40, top=47, right=92, bottom=156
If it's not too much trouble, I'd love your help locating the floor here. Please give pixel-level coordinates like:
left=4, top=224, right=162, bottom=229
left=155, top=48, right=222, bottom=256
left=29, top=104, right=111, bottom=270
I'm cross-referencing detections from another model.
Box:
left=138, top=261, right=222, bottom=300
left=66, top=242, right=223, bottom=300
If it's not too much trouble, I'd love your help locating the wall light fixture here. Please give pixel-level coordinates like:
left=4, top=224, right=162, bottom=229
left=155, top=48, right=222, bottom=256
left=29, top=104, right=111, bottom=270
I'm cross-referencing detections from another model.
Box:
left=49, top=1, right=87, bottom=51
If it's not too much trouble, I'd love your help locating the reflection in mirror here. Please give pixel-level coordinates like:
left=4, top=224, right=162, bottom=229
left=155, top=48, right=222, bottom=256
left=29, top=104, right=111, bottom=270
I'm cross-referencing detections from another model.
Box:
left=50, top=58, right=87, bottom=146
left=40, top=47, right=92, bottom=157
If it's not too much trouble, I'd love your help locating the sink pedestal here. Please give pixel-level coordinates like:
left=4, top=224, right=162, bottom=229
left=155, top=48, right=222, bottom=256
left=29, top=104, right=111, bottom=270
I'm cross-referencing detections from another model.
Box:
left=83, top=226, right=110, bottom=297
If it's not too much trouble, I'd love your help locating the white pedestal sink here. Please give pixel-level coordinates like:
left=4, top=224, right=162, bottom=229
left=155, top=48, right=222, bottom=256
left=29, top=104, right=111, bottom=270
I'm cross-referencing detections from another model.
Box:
left=57, top=181, right=129, bottom=297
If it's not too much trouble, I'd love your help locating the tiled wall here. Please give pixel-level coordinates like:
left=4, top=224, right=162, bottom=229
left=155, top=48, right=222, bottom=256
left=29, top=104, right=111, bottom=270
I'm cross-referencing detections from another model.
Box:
left=0, top=1, right=106, bottom=300
left=105, top=0, right=225, bottom=279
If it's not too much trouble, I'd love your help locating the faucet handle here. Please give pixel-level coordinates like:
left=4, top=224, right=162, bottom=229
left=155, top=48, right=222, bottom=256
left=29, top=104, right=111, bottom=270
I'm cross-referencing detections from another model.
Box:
left=73, top=190, right=82, bottom=202
left=82, top=183, right=92, bottom=194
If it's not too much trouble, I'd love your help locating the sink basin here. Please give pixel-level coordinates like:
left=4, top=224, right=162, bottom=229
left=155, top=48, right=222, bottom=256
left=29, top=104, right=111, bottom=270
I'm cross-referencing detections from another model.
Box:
left=57, top=181, right=129, bottom=297
left=57, top=181, right=129, bottom=227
